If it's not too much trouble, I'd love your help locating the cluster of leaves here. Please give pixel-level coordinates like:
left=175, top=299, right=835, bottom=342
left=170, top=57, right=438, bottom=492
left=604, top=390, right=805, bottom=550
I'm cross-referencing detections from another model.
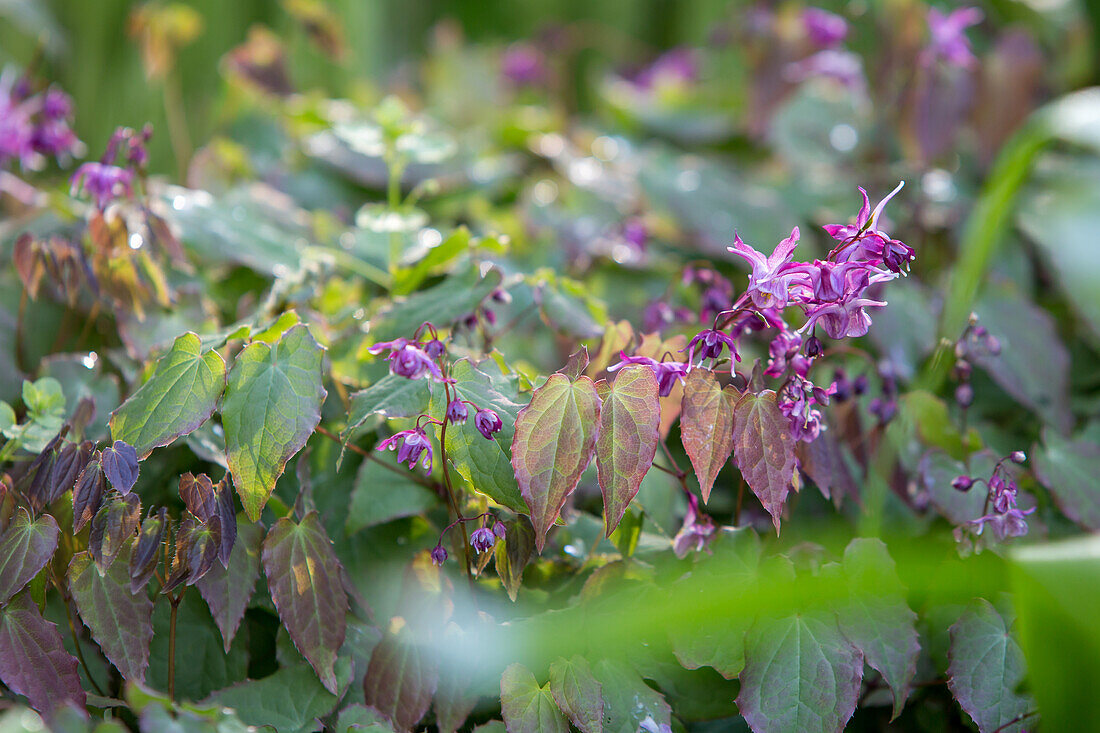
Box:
left=1, top=1, right=1100, bottom=732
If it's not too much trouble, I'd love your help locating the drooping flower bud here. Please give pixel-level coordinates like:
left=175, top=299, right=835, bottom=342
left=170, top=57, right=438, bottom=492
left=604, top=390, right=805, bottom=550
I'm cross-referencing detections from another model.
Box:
left=430, top=545, right=448, bottom=566
left=1009, top=450, right=1026, bottom=465
left=474, top=409, right=503, bottom=440
left=446, top=399, right=469, bottom=425
left=424, top=339, right=446, bottom=359
left=955, top=383, right=974, bottom=408
left=470, top=527, right=496, bottom=553
left=952, top=475, right=973, bottom=492
left=492, top=521, right=507, bottom=540
left=805, top=335, right=823, bottom=358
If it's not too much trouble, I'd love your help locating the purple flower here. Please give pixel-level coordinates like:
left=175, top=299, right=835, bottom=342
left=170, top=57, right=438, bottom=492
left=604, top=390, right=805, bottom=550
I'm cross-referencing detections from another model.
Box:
left=1, top=72, right=81, bottom=169
left=952, top=475, right=974, bottom=492
left=687, top=328, right=739, bottom=362
left=492, top=521, right=507, bottom=539
left=368, top=339, right=445, bottom=381
left=672, top=504, right=716, bottom=559
left=470, top=527, right=497, bottom=553
left=786, top=49, right=865, bottom=93
left=622, top=218, right=648, bottom=250
left=70, top=162, right=134, bottom=210
left=799, top=293, right=886, bottom=340
left=41, top=89, right=72, bottom=120
left=825, top=183, right=908, bottom=262
left=633, top=47, right=698, bottom=90
left=607, top=353, right=688, bottom=397
left=446, top=399, right=469, bottom=425
left=728, top=227, right=801, bottom=309
left=922, top=7, right=983, bottom=69
left=430, top=545, right=448, bottom=566
left=474, top=409, right=503, bottom=440
left=778, top=377, right=826, bottom=443
left=377, top=428, right=433, bottom=473
left=969, top=506, right=1034, bottom=542
left=423, top=338, right=446, bottom=359
left=803, top=8, right=848, bottom=47
left=765, top=331, right=803, bottom=378
left=988, top=474, right=1019, bottom=515
left=502, top=42, right=546, bottom=86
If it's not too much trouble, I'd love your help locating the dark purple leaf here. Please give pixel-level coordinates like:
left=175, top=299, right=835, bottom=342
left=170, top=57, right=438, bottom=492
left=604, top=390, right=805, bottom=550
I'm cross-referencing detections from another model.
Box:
left=0, top=508, right=59, bottom=605
left=500, top=663, right=569, bottom=733
left=835, top=538, right=919, bottom=720
left=88, top=493, right=141, bottom=574
left=23, top=431, right=66, bottom=512
left=595, top=366, right=660, bottom=535
left=512, top=374, right=601, bottom=553
left=363, top=624, right=438, bottom=732
left=214, top=474, right=238, bottom=567
left=69, top=543, right=154, bottom=682
left=196, top=518, right=263, bottom=653
left=46, top=441, right=95, bottom=508
left=737, top=611, right=863, bottom=733
left=101, top=440, right=139, bottom=495
left=72, top=459, right=106, bottom=533
left=0, top=592, right=85, bottom=715
left=548, top=655, right=603, bottom=733
left=948, top=600, right=1032, bottom=733
left=263, top=511, right=348, bottom=694
left=178, top=472, right=216, bottom=521
left=129, top=507, right=167, bottom=593
left=733, top=390, right=796, bottom=534
left=679, top=368, right=737, bottom=504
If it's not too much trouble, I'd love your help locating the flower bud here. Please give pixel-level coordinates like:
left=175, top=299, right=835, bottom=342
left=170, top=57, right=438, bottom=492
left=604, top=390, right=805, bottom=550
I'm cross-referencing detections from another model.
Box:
left=952, top=475, right=973, bottom=492
left=954, top=359, right=971, bottom=380
left=1010, top=450, right=1026, bottom=465
left=805, top=336, right=823, bottom=358
left=955, top=383, right=974, bottom=408
left=475, top=409, right=503, bottom=440
left=424, top=339, right=446, bottom=359
left=470, top=527, right=496, bottom=553
left=446, top=399, right=469, bottom=425
left=430, top=545, right=448, bottom=566
left=493, top=521, right=507, bottom=539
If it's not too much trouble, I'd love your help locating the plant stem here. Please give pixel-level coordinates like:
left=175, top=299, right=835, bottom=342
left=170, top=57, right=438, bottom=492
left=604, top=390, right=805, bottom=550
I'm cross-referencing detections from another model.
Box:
left=314, top=425, right=438, bottom=491
left=167, top=591, right=183, bottom=702
left=440, top=382, right=473, bottom=584
left=15, top=288, right=28, bottom=373
left=56, top=581, right=105, bottom=696
left=162, top=71, right=192, bottom=179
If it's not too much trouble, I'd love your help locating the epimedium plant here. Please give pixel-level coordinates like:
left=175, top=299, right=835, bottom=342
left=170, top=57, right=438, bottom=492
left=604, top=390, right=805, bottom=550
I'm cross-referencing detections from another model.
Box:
left=1, top=2, right=1099, bottom=733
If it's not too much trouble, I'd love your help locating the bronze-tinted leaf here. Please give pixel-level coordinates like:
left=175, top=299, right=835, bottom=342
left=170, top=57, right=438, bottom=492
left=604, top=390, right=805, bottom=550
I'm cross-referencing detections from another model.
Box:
left=72, top=459, right=106, bottom=533
left=13, top=233, right=46, bottom=299
left=595, top=366, right=660, bottom=535
left=680, top=369, right=737, bottom=504
left=196, top=517, right=262, bottom=653
left=262, top=511, right=348, bottom=693
left=0, top=592, right=85, bottom=715
left=732, top=390, right=796, bottom=534
left=512, top=374, right=602, bottom=553
left=129, top=507, right=167, bottom=593
left=549, top=656, right=603, bottom=733
left=46, top=441, right=95, bottom=508
left=494, top=515, right=535, bottom=602
left=178, top=472, right=216, bottom=520
left=213, top=474, right=237, bottom=567
left=363, top=621, right=438, bottom=731
left=88, top=493, right=141, bottom=574
left=100, top=440, right=140, bottom=495
left=0, top=508, right=60, bottom=605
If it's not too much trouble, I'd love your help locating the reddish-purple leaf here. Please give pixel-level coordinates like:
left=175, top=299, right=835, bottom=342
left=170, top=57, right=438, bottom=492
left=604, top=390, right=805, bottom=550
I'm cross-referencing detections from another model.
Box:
left=0, top=508, right=59, bottom=605
left=196, top=517, right=263, bottom=653
left=363, top=623, right=438, bottom=732
left=557, top=348, right=589, bottom=381
left=68, top=543, right=153, bottom=682
left=263, top=510, right=348, bottom=694
left=100, top=440, right=139, bottom=494
left=512, top=374, right=601, bottom=553
left=548, top=655, right=603, bottom=733
left=595, top=366, right=660, bottom=536
left=88, top=493, right=141, bottom=574
left=1032, top=428, right=1100, bottom=531
left=494, top=515, right=535, bottom=602
left=0, top=592, right=85, bottom=715
left=733, top=390, right=796, bottom=534
left=679, top=369, right=737, bottom=504
left=737, top=612, right=863, bottom=733
left=835, top=538, right=920, bottom=720
left=500, top=663, right=569, bottom=733
left=129, top=507, right=167, bottom=593
left=214, top=474, right=237, bottom=567
left=178, top=472, right=216, bottom=521
left=72, top=459, right=106, bottom=533
left=948, top=600, right=1032, bottom=733
left=44, top=440, right=94, bottom=508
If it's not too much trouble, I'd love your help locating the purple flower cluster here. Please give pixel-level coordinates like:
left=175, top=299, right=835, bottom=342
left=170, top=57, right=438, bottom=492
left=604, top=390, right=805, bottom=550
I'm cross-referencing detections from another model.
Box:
left=802, top=8, right=848, bottom=48
left=1, top=69, right=81, bottom=171
left=786, top=7, right=863, bottom=93
left=672, top=501, right=716, bottom=558
left=368, top=337, right=446, bottom=381
left=921, top=7, right=983, bottom=69
left=501, top=42, right=547, bottom=87
left=953, top=451, right=1034, bottom=547
left=631, top=47, right=699, bottom=90
left=377, top=427, right=434, bottom=472
left=70, top=125, right=151, bottom=210
left=607, top=354, right=689, bottom=397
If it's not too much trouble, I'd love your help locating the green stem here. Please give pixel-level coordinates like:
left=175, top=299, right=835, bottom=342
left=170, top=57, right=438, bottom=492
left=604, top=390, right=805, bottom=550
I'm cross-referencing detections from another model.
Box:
left=167, top=591, right=183, bottom=702
left=440, top=382, right=473, bottom=584
left=162, top=71, right=192, bottom=179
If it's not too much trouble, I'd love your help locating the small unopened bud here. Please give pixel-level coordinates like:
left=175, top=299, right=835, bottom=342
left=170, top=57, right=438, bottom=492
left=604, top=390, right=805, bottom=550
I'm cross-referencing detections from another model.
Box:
left=955, top=383, right=974, bottom=408
left=954, top=359, right=972, bottom=380
left=805, top=336, right=823, bottom=358
left=952, top=475, right=973, bottom=492
left=984, top=335, right=1001, bottom=356
left=492, top=521, right=507, bottom=539
left=1010, top=450, right=1026, bottom=465
left=853, top=374, right=868, bottom=396
left=968, top=312, right=979, bottom=327
left=430, top=545, right=448, bottom=566
left=424, top=339, right=446, bottom=359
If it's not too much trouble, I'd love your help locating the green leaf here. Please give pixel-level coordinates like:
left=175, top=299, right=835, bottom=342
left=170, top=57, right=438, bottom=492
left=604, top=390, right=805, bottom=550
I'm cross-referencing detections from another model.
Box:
left=222, top=324, right=327, bottom=521
left=68, top=544, right=153, bottom=683
left=499, top=663, right=569, bottom=733
left=431, top=359, right=526, bottom=513
left=733, top=390, right=797, bottom=534
left=109, top=332, right=227, bottom=459
left=0, top=508, right=58, bottom=605
left=595, top=366, right=660, bottom=536
left=195, top=518, right=263, bottom=653
left=0, top=592, right=84, bottom=716
left=363, top=624, right=438, bottom=732
left=549, top=656, right=603, bottom=733
left=737, top=612, right=863, bottom=733
left=369, top=264, right=502, bottom=342
left=948, top=600, right=1032, bottom=733
left=512, top=374, right=601, bottom=553
left=344, top=374, right=432, bottom=437
left=494, top=515, right=535, bottom=602
left=347, top=454, right=438, bottom=534
left=592, top=659, right=672, bottom=733
left=262, top=511, right=348, bottom=694
left=335, top=703, right=397, bottom=733
left=1032, top=428, right=1100, bottom=531
left=899, top=390, right=980, bottom=461
left=211, top=661, right=341, bottom=733
left=679, top=369, right=736, bottom=505
left=835, top=538, right=920, bottom=720
left=392, top=227, right=470, bottom=296
left=17, top=377, right=65, bottom=453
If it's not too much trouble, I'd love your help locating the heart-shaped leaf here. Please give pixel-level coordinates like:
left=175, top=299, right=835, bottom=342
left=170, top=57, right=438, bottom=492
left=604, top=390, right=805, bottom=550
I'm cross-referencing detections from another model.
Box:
left=733, top=390, right=796, bottom=534
left=197, top=518, right=263, bottom=653
left=263, top=511, right=348, bottom=694
left=512, top=374, right=601, bottom=553
left=100, top=440, right=139, bottom=494
left=595, top=366, right=660, bottom=536
left=679, top=368, right=737, bottom=504
left=549, top=656, right=603, bottom=733
left=72, top=459, right=106, bottom=533
left=1032, top=428, right=1100, bottom=531
left=363, top=622, right=438, bottom=732
left=178, top=472, right=216, bottom=520
left=223, top=324, right=327, bottom=521
left=500, top=663, right=569, bottom=733
left=129, top=507, right=167, bottom=593
left=592, top=659, right=672, bottom=733
left=0, top=592, right=84, bottom=716
left=0, top=508, right=59, bottom=605
left=88, top=493, right=141, bottom=574
left=69, top=543, right=154, bottom=682
left=494, top=515, right=535, bottom=602
left=109, top=332, right=227, bottom=459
